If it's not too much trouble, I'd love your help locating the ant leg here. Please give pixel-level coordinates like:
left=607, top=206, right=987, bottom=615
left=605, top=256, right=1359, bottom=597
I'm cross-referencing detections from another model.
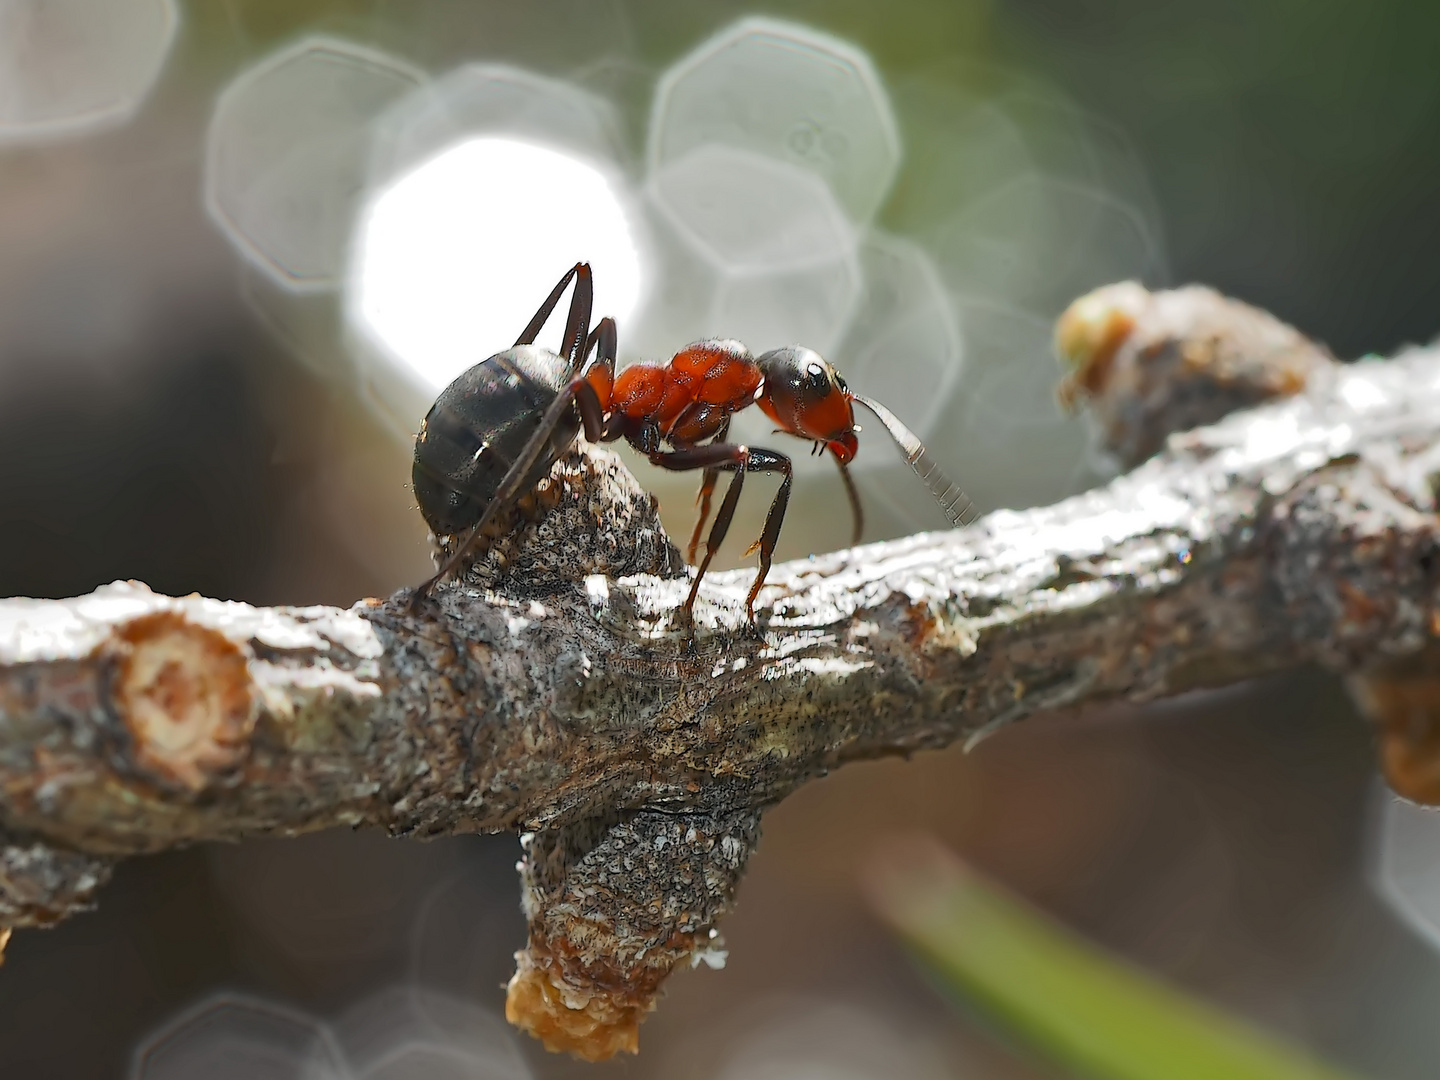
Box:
left=573, top=371, right=610, bottom=443
left=689, top=471, right=720, bottom=566
left=582, top=316, right=616, bottom=373
left=514, top=263, right=594, bottom=370
left=653, top=443, right=749, bottom=618
left=738, top=449, right=793, bottom=621
left=652, top=443, right=792, bottom=623
left=687, top=417, right=730, bottom=564
left=835, top=457, right=863, bottom=545
left=579, top=316, right=617, bottom=419
left=413, top=376, right=606, bottom=602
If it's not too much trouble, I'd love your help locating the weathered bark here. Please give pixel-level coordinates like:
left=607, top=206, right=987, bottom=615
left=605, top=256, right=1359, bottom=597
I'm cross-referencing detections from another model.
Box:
left=2, top=284, right=1436, bottom=1058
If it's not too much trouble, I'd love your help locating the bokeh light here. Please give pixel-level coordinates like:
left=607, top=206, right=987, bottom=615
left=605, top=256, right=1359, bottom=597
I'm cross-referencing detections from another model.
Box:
left=723, top=230, right=957, bottom=483
left=132, top=994, right=345, bottom=1080
left=348, top=135, right=644, bottom=431
left=1373, top=790, right=1440, bottom=949
left=936, top=172, right=1165, bottom=317
left=330, top=985, right=530, bottom=1080
left=407, top=862, right=526, bottom=1000
left=366, top=63, right=626, bottom=192
left=205, top=37, right=424, bottom=289
left=833, top=234, right=962, bottom=450
left=642, top=144, right=859, bottom=361
left=0, top=0, right=178, bottom=144
left=11, top=4, right=1421, bottom=1075
left=649, top=17, right=900, bottom=225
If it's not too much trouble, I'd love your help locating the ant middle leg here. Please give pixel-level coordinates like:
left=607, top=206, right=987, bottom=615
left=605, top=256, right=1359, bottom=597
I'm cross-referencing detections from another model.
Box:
left=651, top=443, right=793, bottom=623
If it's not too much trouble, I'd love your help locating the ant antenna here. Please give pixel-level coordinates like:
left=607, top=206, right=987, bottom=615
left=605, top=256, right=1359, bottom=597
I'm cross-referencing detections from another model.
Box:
left=850, top=394, right=979, bottom=528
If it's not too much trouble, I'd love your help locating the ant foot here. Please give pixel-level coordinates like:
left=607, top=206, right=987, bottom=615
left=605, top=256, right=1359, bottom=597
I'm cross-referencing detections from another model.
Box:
left=403, top=582, right=439, bottom=615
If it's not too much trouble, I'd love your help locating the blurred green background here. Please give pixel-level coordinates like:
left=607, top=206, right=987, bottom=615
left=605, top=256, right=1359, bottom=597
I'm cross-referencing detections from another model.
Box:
left=1, top=1, right=1438, bottom=1077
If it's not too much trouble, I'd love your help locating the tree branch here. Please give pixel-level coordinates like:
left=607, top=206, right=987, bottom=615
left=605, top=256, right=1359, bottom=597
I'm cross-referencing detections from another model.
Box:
left=2, top=285, right=1436, bottom=1056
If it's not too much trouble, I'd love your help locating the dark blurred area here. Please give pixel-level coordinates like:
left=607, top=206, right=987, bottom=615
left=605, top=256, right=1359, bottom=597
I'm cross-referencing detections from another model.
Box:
left=1, top=1, right=1438, bottom=1077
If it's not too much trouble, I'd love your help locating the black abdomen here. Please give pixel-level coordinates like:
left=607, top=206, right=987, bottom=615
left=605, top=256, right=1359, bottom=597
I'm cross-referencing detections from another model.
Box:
left=412, top=345, right=577, bottom=537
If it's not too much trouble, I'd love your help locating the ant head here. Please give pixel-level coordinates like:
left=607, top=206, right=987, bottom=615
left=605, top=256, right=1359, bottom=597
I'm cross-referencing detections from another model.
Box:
left=756, top=346, right=858, bottom=462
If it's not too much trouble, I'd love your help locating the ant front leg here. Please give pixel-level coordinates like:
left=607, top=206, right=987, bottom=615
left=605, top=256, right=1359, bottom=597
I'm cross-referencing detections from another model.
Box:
left=651, top=442, right=793, bottom=626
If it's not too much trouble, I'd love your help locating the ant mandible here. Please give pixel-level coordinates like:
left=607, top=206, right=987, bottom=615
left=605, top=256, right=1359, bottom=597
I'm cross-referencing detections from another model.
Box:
left=411, top=262, right=977, bottom=622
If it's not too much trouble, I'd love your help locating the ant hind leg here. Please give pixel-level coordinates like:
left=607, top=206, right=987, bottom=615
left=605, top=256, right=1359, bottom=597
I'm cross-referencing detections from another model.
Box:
left=689, top=471, right=721, bottom=566
left=514, top=263, right=594, bottom=370
left=685, top=417, right=730, bottom=564
left=651, top=442, right=793, bottom=628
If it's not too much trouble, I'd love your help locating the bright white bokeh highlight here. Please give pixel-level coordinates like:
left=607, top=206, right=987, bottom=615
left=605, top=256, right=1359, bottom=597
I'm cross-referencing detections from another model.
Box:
left=1374, top=791, right=1440, bottom=950
left=0, top=0, right=178, bottom=143
left=206, top=37, right=423, bottom=289
left=350, top=136, right=643, bottom=397
left=132, top=994, right=345, bottom=1080
left=650, top=17, right=900, bottom=225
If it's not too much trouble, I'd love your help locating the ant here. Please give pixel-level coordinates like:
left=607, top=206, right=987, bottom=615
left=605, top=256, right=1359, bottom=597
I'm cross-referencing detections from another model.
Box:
left=411, top=262, right=977, bottom=622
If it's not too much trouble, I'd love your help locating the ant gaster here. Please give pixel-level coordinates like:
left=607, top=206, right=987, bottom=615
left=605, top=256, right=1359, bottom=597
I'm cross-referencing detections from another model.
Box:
left=411, top=263, right=977, bottom=621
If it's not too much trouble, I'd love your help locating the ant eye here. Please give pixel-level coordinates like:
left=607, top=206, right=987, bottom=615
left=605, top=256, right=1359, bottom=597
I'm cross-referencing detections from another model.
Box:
left=835, top=374, right=849, bottom=392
left=804, top=361, right=829, bottom=391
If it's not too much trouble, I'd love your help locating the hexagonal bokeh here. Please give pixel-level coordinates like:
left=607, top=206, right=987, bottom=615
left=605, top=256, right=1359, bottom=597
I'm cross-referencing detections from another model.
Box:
left=407, top=856, right=527, bottom=999
left=934, top=171, right=1165, bottom=316
left=369, top=0, right=635, bottom=79
left=948, top=295, right=1096, bottom=509
left=133, top=994, right=345, bottom=1080
left=330, top=986, right=530, bottom=1080
left=954, top=300, right=1065, bottom=434
left=834, top=233, right=963, bottom=460
left=637, top=143, right=860, bottom=362
left=367, top=62, right=626, bottom=190
left=240, top=267, right=351, bottom=382
left=206, top=37, right=424, bottom=290
left=0, top=0, right=178, bottom=144
left=722, top=230, right=959, bottom=496
left=1373, top=790, right=1440, bottom=948
left=649, top=16, right=900, bottom=225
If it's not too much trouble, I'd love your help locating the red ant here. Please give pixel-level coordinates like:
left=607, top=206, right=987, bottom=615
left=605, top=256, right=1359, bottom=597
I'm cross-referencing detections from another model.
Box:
left=411, top=263, right=976, bottom=620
